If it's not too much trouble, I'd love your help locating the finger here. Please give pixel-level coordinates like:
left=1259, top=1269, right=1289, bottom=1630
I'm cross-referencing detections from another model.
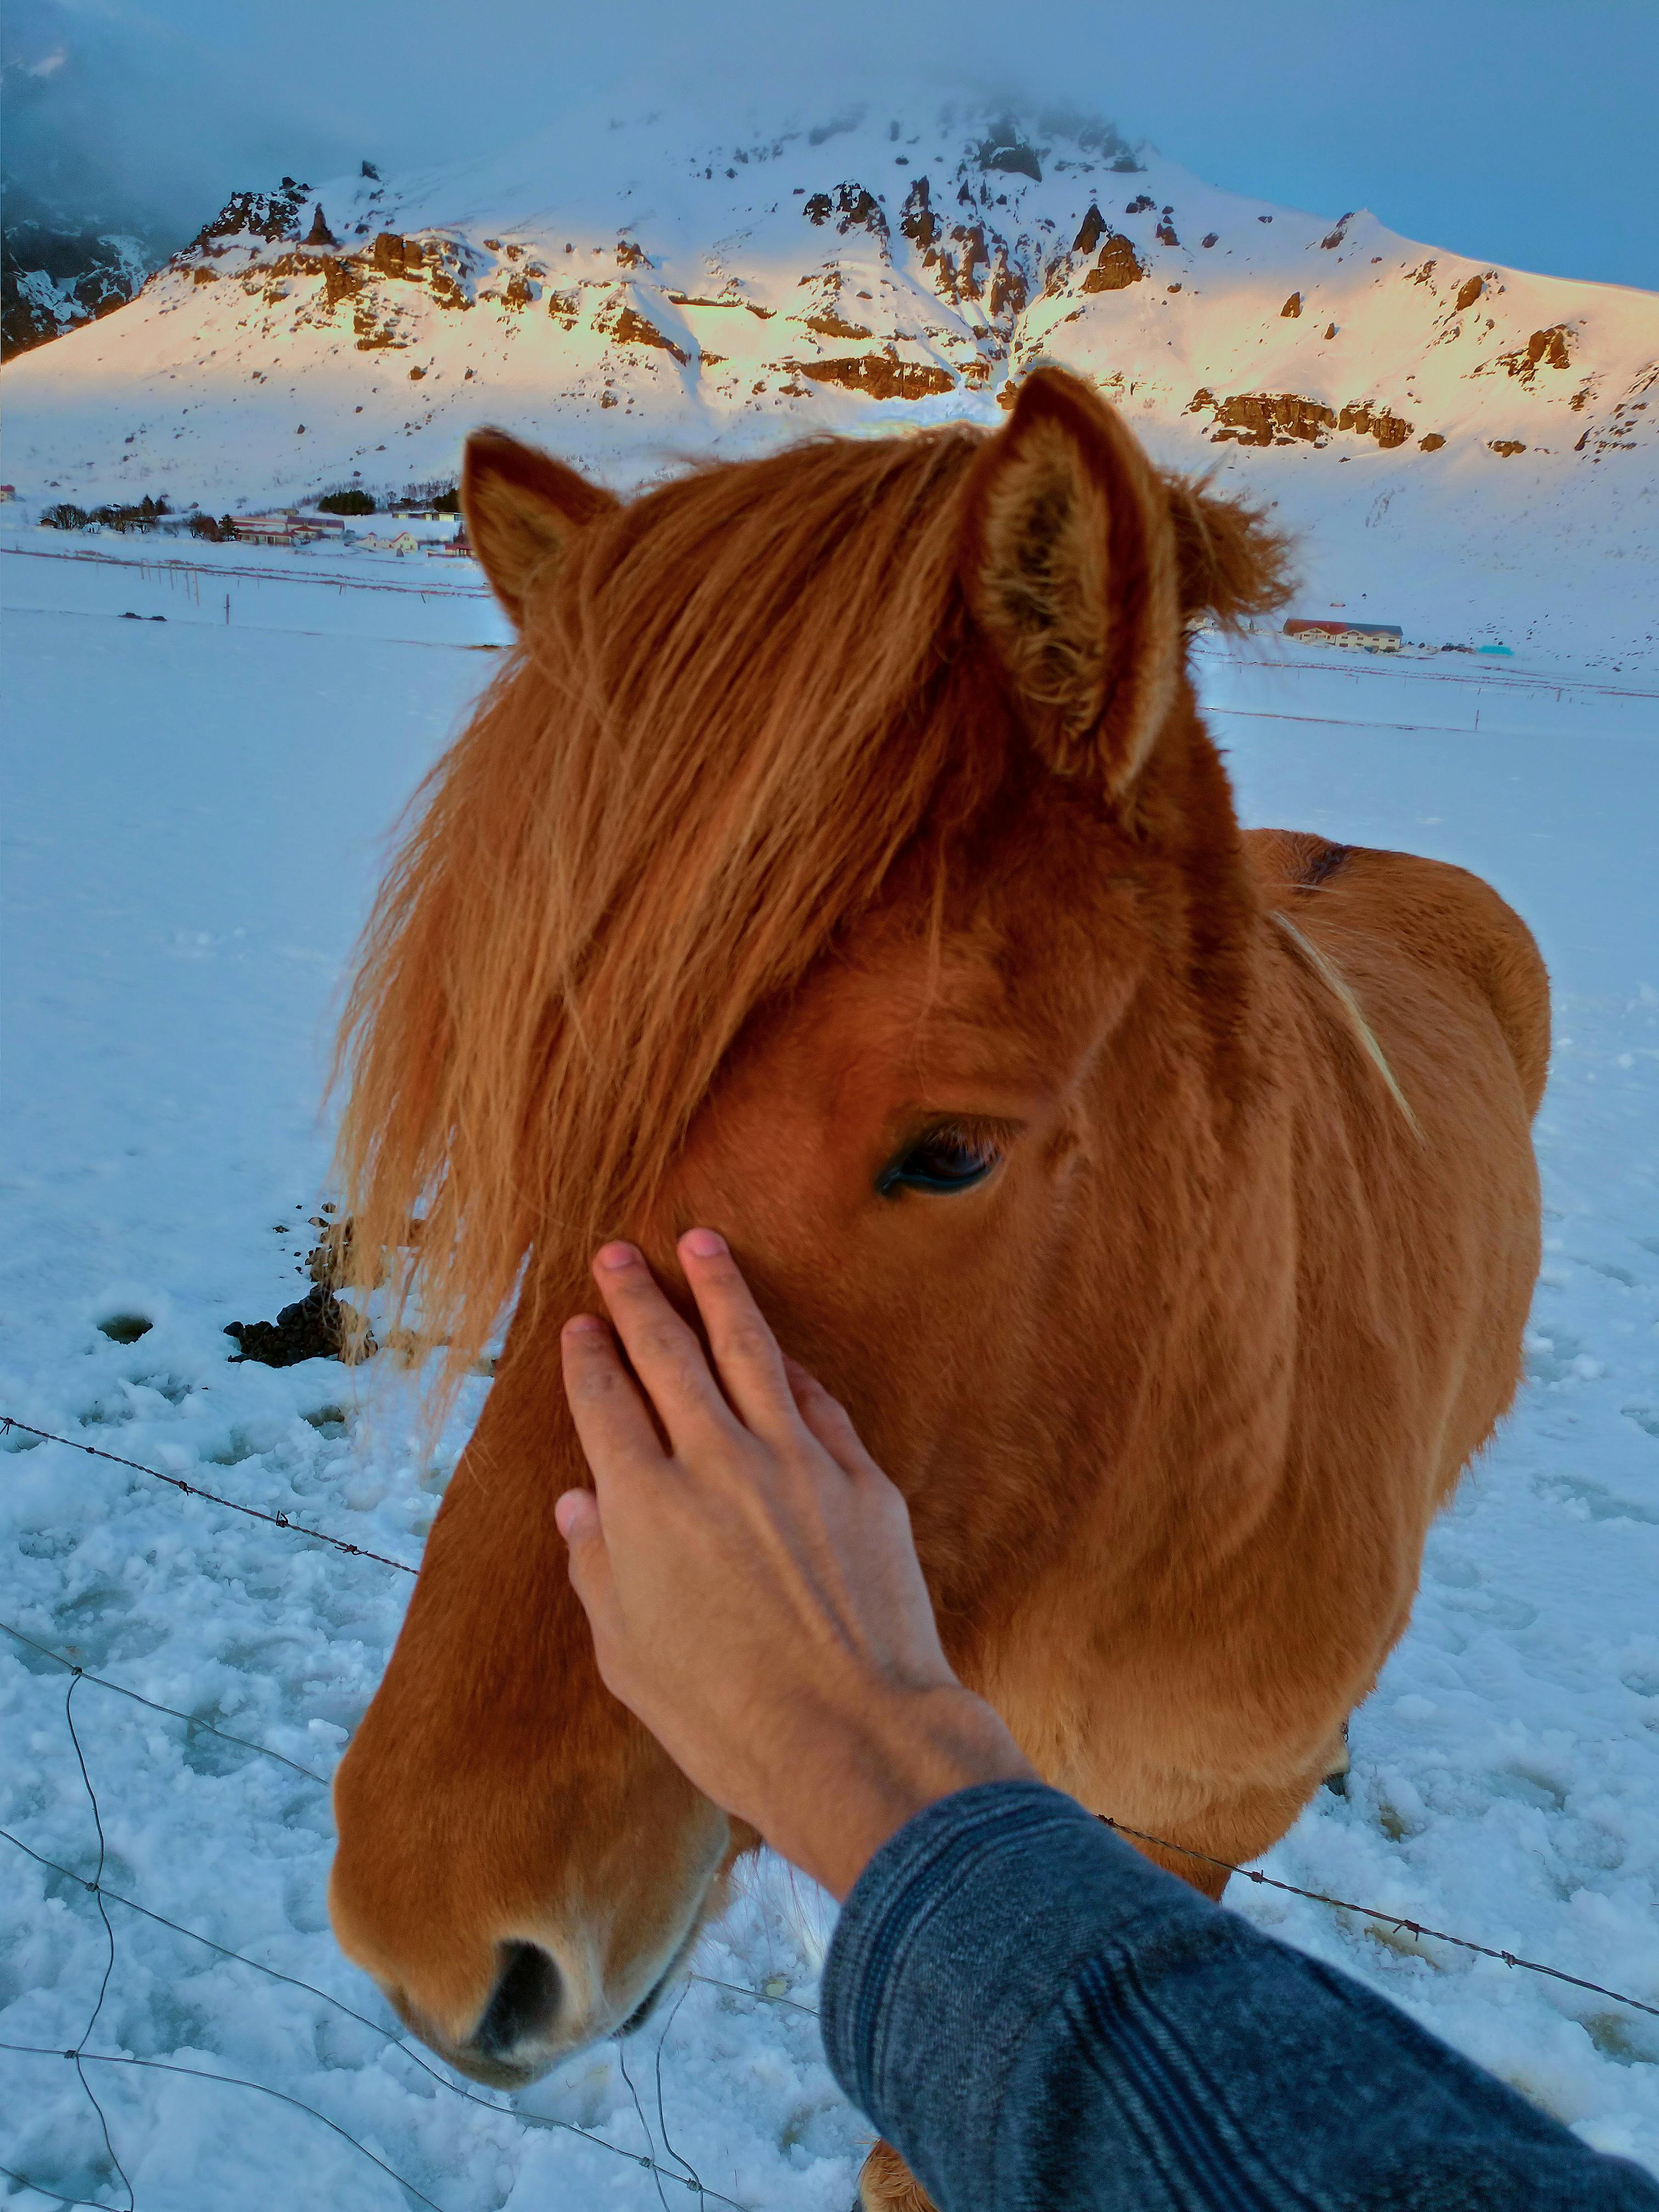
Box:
left=555, top=1483, right=621, bottom=1643
left=679, top=1228, right=799, bottom=1438
left=554, top=1487, right=600, bottom=1544
left=589, top=1243, right=740, bottom=1449
left=560, top=1311, right=671, bottom=1483
left=781, top=1353, right=872, bottom=1476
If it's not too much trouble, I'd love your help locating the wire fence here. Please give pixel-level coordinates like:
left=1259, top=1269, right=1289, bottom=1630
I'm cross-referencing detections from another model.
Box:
left=3, top=1410, right=1656, bottom=2211
left=0, top=1605, right=748, bottom=2211
left=1, top=544, right=493, bottom=603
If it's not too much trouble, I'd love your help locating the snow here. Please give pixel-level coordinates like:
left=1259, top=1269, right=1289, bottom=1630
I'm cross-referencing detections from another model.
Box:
left=3, top=97, right=1656, bottom=670
left=3, top=534, right=1657, bottom=2205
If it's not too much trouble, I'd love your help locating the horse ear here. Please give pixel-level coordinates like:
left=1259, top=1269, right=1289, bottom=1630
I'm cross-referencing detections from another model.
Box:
left=1163, top=475, right=1294, bottom=630
left=961, top=367, right=1181, bottom=795
left=461, top=429, right=618, bottom=624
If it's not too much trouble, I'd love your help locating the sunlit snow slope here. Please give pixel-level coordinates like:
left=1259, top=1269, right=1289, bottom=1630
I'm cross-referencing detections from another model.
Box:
left=3, top=100, right=1657, bottom=665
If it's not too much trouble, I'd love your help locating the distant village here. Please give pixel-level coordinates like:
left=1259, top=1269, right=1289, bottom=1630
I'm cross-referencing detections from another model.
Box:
left=22, top=484, right=476, bottom=561
left=3, top=484, right=1517, bottom=653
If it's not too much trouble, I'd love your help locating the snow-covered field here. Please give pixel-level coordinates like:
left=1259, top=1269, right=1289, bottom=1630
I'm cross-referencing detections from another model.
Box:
left=2, top=541, right=1656, bottom=2208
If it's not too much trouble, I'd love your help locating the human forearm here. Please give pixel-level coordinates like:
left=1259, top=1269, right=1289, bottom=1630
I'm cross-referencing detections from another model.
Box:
left=822, top=1781, right=1659, bottom=2212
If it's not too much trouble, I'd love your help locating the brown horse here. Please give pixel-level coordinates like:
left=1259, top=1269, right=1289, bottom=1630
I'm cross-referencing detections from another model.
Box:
left=326, top=368, right=1548, bottom=2211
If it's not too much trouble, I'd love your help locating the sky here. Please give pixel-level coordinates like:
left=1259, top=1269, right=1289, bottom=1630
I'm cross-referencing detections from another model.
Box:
left=3, top=0, right=1656, bottom=292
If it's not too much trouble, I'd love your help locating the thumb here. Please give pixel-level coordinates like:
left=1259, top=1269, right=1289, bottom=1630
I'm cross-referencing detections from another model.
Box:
left=555, top=1487, right=616, bottom=1622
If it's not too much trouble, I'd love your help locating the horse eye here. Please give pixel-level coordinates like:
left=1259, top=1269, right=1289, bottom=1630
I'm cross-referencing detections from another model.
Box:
left=877, top=1126, right=1003, bottom=1197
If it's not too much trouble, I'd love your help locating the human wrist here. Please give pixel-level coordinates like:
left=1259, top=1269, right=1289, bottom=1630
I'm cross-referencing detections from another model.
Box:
left=773, top=1681, right=1037, bottom=1900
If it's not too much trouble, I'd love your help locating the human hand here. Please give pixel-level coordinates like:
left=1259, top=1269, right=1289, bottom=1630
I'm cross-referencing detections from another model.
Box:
left=555, top=1230, right=1036, bottom=1900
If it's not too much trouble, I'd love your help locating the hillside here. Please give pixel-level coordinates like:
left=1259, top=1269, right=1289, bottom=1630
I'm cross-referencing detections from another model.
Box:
left=3, top=100, right=1656, bottom=666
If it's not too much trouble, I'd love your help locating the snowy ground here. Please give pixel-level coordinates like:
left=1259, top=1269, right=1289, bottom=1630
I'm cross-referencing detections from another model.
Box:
left=2, top=543, right=1656, bottom=2208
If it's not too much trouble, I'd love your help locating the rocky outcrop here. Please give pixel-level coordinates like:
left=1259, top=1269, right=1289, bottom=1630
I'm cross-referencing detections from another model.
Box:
left=610, top=303, right=689, bottom=363
left=1493, top=324, right=1573, bottom=380
left=1338, top=400, right=1414, bottom=448
left=371, top=232, right=424, bottom=279
left=1187, top=387, right=1416, bottom=450
left=975, top=122, right=1042, bottom=182
left=804, top=308, right=874, bottom=340
left=804, top=183, right=887, bottom=238
left=792, top=350, right=955, bottom=399
left=1192, top=390, right=1335, bottom=444
left=186, top=179, right=312, bottom=252
left=1073, top=204, right=1108, bottom=255
left=900, top=178, right=939, bottom=251
left=1080, top=233, right=1147, bottom=292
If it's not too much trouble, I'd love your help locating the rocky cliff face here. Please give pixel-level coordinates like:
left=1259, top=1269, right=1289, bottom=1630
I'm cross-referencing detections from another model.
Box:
left=1, top=185, right=159, bottom=358
left=3, top=100, right=1654, bottom=662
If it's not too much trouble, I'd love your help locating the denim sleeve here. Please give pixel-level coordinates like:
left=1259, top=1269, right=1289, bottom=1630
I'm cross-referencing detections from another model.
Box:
left=819, top=1780, right=1659, bottom=2212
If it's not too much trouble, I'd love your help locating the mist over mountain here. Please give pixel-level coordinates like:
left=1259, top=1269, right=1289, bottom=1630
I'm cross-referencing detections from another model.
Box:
left=0, top=0, right=360, bottom=355
left=1, top=0, right=356, bottom=246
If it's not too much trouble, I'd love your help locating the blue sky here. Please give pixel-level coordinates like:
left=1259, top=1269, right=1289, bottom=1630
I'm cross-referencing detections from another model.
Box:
left=5, top=0, right=1656, bottom=290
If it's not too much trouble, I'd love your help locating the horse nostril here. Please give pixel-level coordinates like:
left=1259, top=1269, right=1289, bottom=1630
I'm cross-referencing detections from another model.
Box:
left=473, top=1941, right=562, bottom=2059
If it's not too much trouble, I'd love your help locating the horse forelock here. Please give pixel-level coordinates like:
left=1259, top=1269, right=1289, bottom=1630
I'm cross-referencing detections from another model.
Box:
left=332, top=424, right=1020, bottom=1404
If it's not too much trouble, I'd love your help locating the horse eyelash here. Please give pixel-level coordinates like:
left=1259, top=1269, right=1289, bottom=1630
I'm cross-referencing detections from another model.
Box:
left=876, top=1117, right=1016, bottom=1195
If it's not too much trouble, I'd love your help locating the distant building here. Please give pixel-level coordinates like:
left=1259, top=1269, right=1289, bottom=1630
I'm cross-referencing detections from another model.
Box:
left=1283, top=618, right=1403, bottom=654
left=232, top=511, right=328, bottom=548
left=353, top=529, right=420, bottom=555
left=0, top=484, right=15, bottom=502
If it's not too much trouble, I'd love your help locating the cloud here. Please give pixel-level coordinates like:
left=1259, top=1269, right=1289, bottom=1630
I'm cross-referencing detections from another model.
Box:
left=2, top=0, right=1653, bottom=289
left=1, top=0, right=356, bottom=244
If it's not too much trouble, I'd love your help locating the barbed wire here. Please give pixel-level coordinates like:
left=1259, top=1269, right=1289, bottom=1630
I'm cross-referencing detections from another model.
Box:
left=1, top=1417, right=417, bottom=1575
left=4, top=1405, right=1657, bottom=2212
left=0, top=2041, right=446, bottom=2211
left=0, top=1827, right=742, bottom=2209
left=1096, top=1817, right=1659, bottom=2021
left=1, top=543, right=492, bottom=603
left=0, top=2160, right=126, bottom=2211
left=61, top=1671, right=131, bottom=2212
left=0, top=1620, right=328, bottom=1785
left=0, top=1638, right=741, bottom=2212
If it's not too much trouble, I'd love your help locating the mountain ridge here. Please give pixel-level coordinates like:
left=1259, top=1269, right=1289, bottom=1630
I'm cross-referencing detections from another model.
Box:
left=3, top=99, right=1655, bottom=664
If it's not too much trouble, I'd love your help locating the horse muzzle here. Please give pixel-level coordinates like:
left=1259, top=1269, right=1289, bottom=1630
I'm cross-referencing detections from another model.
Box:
left=375, top=1914, right=693, bottom=2087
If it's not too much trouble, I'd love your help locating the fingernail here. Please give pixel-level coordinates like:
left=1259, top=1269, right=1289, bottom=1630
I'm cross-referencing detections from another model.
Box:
left=595, top=1242, right=639, bottom=1272
left=563, top=1313, right=605, bottom=1336
left=682, top=1227, right=726, bottom=1260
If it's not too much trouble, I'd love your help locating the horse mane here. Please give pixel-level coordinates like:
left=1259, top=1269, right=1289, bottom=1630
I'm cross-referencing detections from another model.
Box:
left=331, top=417, right=1290, bottom=1401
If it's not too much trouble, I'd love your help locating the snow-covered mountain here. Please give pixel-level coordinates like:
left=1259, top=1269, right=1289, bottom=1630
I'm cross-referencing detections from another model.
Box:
left=4, top=100, right=1656, bottom=664
left=0, top=182, right=160, bottom=358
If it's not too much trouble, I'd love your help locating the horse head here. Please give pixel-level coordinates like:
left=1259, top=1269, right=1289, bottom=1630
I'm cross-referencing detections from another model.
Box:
left=326, top=369, right=1294, bottom=2083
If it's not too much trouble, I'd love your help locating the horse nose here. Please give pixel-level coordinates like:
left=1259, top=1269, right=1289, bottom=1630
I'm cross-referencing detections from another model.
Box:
left=471, top=1940, right=563, bottom=2064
